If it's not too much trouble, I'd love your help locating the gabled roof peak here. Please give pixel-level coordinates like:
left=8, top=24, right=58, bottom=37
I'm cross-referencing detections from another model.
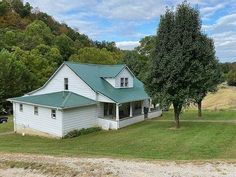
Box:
left=64, top=61, right=126, bottom=67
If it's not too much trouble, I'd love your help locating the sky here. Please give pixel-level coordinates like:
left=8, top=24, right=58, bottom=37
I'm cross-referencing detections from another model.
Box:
left=25, top=0, right=236, bottom=62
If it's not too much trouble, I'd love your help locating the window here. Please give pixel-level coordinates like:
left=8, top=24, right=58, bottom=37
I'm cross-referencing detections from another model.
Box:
left=51, top=109, right=56, bottom=119
left=120, top=78, right=124, bottom=87
left=64, top=78, right=68, bottom=90
left=19, top=104, right=23, bottom=112
left=125, top=78, right=128, bottom=87
left=120, top=78, right=128, bottom=87
left=34, top=106, right=38, bottom=115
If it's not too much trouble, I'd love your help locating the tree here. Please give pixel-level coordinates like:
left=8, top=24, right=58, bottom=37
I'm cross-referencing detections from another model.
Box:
left=135, top=35, right=156, bottom=56
left=11, top=0, right=32, bottom=17
left=93, top=41, right=120, bottom=52
left=191, top=34, right=222, bottom=117
left=0, top=49, right=32, bottom=110
left=145, top=2, right=203, bottom=128
left=121, top=50, right=148, bottom=81
left=69, top=47, right=117, bottom=64
left=12, top=46, right=59, bottom=89
left=54, top=34, right=74, bottom=60
left=0, top=0, right=10, bottom=16
left=226, top=71, right=236, bottom=86
left=24, top=20, right=54, bottom=49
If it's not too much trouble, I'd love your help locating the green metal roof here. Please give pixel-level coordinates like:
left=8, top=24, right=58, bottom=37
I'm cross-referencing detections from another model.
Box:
left=8, top=91, right=96, bottom=109
left=65, top=62, right=150, bottom=103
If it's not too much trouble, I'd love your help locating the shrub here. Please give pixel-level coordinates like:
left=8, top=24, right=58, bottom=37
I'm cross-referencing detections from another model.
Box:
left=64, top=127, right=101, bottom=139
left=226, top=71, right=236, bottom=86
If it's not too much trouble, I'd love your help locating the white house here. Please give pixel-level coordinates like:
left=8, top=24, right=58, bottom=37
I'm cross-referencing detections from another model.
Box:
left=8, top=62, right=162, bottom=138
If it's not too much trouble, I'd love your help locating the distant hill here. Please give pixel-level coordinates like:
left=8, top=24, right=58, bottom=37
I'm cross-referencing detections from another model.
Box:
left=201, top=86, right=236, bottom=110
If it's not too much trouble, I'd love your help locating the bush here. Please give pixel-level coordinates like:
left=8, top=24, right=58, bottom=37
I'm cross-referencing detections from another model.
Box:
left=226, top=71, right=236, bottom=86
left=64, top=127, right=101, bottom=139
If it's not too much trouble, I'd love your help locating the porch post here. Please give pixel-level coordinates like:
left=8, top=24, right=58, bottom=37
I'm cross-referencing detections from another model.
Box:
left=129, top=102, right=133, bottom=117
left=141, top=101, right=144, bottom=114
left=149, top=99, right=152, bottom=112
left=116, top=103, right=119, bottom=121
left=107, top=103, right=109, bottom=115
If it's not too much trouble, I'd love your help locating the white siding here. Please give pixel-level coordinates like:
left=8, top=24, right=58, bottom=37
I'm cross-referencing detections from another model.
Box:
left=119, top=115, right=144, bottom=128
left=14, top=103, right=63, bottom=137
left=62, top=105, right=97, bottom=135
left=30, top=65, right=96, bottom=100
left=97, top=93, right=115, bottom=103
left=98, top=118, right=118, bottom=130
left=148, top=110, right=162, bottom=119
left=115, top=68, right=134, bottom=88
left=104, top=78, right=116, bottom=87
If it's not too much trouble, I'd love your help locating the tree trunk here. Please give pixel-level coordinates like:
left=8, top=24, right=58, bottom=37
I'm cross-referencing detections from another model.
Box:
left=174, top=111, right=180, bottom=128
left=197, top=101, right=202, bottom=117
left=173, top=102, right=182, bottom=129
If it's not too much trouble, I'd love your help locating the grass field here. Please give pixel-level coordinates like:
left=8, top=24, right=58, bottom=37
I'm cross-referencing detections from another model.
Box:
left=163, top=110, right=236, bottom=120
left=197, top=86, right=236, bottom=110
left=0, top=111, right=235, bottom=160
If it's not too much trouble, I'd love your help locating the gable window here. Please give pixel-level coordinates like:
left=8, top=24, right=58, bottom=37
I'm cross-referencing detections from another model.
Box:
left=51, top=109, right=56, bottom=119
left=120, top=78, right=129, bottom=87
left=19, top=104, right=23, bottom=112
left=34, top=106, right=38, bottom=115
left=64, top=78, right=68, bottom=90
left=125, top=78, right=128, bottom=87
left=120, top=78, right=124, bottom=87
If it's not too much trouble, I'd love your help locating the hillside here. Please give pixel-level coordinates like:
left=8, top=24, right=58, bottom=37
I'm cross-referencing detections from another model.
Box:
left=202, top=86, right=236, bottom=110
left=0, top=0, right=124, bottom=111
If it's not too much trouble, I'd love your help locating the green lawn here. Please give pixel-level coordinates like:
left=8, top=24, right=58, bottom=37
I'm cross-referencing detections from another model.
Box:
left=162, top=110, right=236, bottom=120
left=0, top=115, right=13, bottom=133
left=0, top=111, right=235, bottom=160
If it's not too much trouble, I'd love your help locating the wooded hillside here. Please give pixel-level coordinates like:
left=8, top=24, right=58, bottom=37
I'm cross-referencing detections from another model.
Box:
left=0, top=0, right=123, bottom=111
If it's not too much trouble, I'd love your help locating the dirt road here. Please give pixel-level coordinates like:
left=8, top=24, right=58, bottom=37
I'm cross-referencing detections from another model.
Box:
left=0, top=153, right=235, bottom=177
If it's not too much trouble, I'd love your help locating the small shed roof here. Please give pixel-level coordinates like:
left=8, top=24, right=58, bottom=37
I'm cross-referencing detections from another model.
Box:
left=8, top=91, right=96, bottom=109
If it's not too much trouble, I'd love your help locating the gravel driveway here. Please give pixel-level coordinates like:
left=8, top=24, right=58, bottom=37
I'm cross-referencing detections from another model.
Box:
left=0, top=153, right=235, bottom=177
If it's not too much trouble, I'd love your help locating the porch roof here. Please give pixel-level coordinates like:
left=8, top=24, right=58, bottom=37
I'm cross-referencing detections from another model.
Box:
left=8, top=91, right=96, bottom=109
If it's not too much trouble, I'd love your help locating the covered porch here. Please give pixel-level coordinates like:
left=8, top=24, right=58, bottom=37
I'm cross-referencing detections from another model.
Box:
left=98, top=100, right=162, bottom=130
left=103, top=101, right=145, bottom=120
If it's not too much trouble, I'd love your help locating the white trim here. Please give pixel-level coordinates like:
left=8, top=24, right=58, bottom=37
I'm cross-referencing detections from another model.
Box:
left=7, top=100, right=60, bottom=110
left=97, top=92, right=116, bottom=103
left=115, top=65, right=135, bottom=77
left=7, top=99, right=97, bottom=110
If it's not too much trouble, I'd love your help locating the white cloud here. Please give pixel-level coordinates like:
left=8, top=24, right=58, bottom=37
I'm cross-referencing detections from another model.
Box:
left=200, top=3, right=225, bottom=17
left=25, top=0, right=236, bottom=61
left=95, top=0, right=166, bottom=21
left=116, top=41, right=139, bottom=50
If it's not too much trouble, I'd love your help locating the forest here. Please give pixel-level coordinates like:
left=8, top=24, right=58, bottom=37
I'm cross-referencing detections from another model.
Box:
left=0, top=0, right=235, bottom=113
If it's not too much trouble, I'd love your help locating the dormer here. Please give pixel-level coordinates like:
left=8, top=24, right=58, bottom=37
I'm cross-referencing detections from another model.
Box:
left=104, top=66, right=134, bottom=88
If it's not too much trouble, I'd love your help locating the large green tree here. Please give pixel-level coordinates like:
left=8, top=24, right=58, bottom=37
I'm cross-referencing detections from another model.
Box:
left=12, top=46, right=60, bottom=89
left=145, top=3, right=204, bottom=128
left=191, top=34, right=222, bottom=117
left=69, top=47, right=119, bottom=64
left=54, top=34, right=75, bottom=60
left=0, top=49, right=32, bottom=111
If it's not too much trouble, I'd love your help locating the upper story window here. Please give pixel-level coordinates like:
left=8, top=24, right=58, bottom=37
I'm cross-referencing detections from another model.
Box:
left=64, top=78, right=68, bottom=90
left=125, top=78, right=128, bottom=87
left=34, top=106, right=38, bottom=115
left=120, top=78, right=128, bottom=87
left=19, top=104, right=23, bottom=112
left=120, top=78, right=124, bottom=87
left=51, top=109, right=56, bottom=119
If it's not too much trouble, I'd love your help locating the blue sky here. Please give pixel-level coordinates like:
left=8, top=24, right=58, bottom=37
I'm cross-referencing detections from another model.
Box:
left=26, top=0, right=236, bottom=62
